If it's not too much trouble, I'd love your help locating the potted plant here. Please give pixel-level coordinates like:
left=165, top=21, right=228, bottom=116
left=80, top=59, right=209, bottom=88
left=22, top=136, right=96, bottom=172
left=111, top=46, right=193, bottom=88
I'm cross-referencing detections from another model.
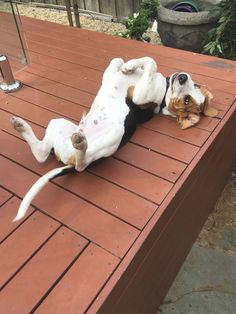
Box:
left=202, top=0, right=236, bottom=60
left=117, top=0, right=159, bottom=42
left=157, top=0, right=220, bottom=52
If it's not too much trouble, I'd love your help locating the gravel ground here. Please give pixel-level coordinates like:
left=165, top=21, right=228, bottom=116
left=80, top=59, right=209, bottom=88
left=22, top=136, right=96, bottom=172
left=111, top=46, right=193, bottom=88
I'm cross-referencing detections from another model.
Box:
left=17, top=4, right=162, bottom=45
left=12, top=4, right=236, bottom=246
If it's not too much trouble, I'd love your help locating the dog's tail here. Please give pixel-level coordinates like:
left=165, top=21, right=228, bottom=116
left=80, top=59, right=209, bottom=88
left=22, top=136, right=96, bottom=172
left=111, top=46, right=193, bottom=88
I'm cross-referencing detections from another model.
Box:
left=13, top=165, right=75, bottom=222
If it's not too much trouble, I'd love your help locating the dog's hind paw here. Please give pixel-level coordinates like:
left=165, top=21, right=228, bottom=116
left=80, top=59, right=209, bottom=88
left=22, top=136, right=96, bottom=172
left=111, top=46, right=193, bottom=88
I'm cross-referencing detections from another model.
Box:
left=10, top=116, right=29, bottom=133
left=71, top=132, right=88, bottom=152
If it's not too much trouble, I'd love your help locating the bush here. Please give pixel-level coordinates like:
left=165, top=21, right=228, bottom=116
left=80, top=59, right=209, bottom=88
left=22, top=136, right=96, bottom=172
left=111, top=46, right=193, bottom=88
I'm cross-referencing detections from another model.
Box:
left=117, top=0, right=159, bottom=42
left=202, top=0, right=236, bottom=60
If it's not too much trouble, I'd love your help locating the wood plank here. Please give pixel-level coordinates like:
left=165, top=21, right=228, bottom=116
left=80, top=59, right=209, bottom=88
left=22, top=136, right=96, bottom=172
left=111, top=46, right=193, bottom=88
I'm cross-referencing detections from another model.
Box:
left=0, top=211, right=60, bottom=288
left=0, top=156, right=140, bottom=257
left=24, top=36, right=236, bottom=96
left=131, top=127, right=199, bottom=164
left=144, top=115, right=211, bottom=147
left=54, top=170, right=157, bottom=230
left=0, top=129, right=157, bottom=230
left=0, top=187, right=12, bottom=206
left=26, top=50, right=236, bottom=108
left=0, top=109, right=45, bottom=140
left=89, top=158, right=173, bottom=204
left=26, top=38, right=107, bottom=71
left=0, top=227, right=88, bottom=314
left=0, top=93, right=83, bottom=126
left=0, top=197, right=34, bottom=243
left=89, top=102, right=236, bottom=314
left=29, top=50, right=102, bottom=83
left=22, top=62, right=100, bottom=95
left=36, top=243, right=119, bottom=314
left=21, top=17, right=236, bottom=84
left=16, top=71, right=93, bottom=108
left=115, top=142, right=186, bottom=183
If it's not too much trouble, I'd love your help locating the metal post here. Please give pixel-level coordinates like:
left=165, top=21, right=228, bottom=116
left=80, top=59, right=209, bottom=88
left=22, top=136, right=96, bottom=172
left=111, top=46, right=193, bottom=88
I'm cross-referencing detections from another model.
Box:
left=0, top=55, right=22, bottom=93
left=73, top=0, right=81, bottom=28
left=64, top=0, right=74, bottom=27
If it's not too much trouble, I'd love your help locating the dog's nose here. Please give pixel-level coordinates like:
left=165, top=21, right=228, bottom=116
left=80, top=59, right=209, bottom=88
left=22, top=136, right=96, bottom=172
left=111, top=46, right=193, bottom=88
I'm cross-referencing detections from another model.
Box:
left=178, top=74, right=188, bottom=85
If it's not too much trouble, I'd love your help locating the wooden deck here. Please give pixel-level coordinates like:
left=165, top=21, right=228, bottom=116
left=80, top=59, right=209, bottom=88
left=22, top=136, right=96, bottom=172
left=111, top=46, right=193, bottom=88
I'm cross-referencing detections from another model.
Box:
left=0, top=15, right=236, bottom=314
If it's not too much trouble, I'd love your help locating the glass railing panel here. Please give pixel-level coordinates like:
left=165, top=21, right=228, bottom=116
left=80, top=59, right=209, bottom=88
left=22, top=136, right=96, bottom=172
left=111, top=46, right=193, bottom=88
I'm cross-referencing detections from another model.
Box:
left=0, top=0, right=29, bottom=77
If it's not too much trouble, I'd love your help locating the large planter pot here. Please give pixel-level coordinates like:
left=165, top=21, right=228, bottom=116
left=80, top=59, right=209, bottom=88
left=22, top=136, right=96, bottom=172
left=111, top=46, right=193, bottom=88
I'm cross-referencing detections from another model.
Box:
left=157, top=0, right=220, bottom=52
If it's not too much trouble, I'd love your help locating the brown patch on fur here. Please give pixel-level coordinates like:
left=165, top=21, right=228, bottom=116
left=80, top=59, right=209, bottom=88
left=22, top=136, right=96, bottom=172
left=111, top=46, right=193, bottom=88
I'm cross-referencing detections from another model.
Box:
left=127, top=85, right=157, bottom=109
left=168, top=97, right=201, bottom=129
left=200, top=86, right=218, bottom=117
left=55, top=153, right=61, bottom=162
left=139, top=102, right=157, bottom=109
left=127, top=85, right=135, bottom=99
left=67, top=155, right=76, bottom=166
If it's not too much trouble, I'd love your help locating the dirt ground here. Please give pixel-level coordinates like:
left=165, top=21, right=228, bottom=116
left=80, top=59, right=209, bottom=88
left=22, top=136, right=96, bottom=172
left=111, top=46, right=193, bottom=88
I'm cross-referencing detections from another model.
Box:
left=17, top=4, right=236, bottom=247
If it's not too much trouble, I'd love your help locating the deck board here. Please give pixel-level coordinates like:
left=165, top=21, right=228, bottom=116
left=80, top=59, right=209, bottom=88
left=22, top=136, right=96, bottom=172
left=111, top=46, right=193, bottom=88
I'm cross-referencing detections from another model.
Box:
left=0, top=15, right=235, bottom=313
left=0, top=227, right=88, bottom=314
left=0, top=211, right=60, bottom=289
left=0, top=197, right=34, bottom=243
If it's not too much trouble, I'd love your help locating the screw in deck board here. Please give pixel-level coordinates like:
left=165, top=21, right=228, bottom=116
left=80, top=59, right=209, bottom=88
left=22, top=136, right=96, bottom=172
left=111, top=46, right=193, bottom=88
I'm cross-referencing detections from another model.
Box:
left=0, top=55, right=22, bottom=93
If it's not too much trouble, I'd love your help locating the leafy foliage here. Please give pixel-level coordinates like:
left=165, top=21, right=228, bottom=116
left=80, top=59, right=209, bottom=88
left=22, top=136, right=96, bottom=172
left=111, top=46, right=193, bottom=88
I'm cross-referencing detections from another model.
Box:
left=202, top=0, right=236, bottom=60
left=117, top=0, right=159, bottom=42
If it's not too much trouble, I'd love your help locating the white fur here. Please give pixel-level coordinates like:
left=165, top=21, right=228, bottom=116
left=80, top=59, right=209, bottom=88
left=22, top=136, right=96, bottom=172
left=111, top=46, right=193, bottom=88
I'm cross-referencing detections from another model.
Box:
left=12, top=58, right=209, bottom=222
left=163, top=72, right=205, bottom=117
left=12, top=57, right=167, bottom=221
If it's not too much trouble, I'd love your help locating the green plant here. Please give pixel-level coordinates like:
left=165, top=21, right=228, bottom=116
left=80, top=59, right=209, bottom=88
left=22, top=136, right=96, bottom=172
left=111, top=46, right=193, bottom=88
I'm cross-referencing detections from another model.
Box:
left=117, top=0, right=159, bottom=42
left=202, top=0, right=236, bottom=60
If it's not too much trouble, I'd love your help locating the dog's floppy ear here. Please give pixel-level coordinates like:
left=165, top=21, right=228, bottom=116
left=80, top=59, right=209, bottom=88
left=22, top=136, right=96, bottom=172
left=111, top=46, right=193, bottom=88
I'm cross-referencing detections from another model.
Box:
left=200, top=87, right=218, bottom=117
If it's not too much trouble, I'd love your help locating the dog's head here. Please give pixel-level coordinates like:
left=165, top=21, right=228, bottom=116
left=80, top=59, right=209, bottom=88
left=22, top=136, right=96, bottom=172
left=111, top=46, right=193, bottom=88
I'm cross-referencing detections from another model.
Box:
left=166, top=72, right=218, bottom=129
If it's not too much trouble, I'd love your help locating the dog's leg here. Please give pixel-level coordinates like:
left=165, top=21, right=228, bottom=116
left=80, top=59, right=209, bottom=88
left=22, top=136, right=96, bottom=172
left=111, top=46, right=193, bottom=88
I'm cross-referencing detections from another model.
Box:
left=72, top=126, right=124, bottom=171
left=71, top=132, right=88, bottom=171
left=102, top=58, right=124, bottom=85
left=122, top=57, right=158, bottom=105
left=11, top=117, right=53, bottom=163
left=122, top=57, right=157, bottom=75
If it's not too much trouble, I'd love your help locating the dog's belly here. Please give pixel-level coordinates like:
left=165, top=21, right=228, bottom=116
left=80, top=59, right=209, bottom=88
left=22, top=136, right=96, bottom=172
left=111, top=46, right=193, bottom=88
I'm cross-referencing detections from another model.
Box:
left=49, top=119, right=78, bottom=165
left=82, top=103, right=128, bottom=146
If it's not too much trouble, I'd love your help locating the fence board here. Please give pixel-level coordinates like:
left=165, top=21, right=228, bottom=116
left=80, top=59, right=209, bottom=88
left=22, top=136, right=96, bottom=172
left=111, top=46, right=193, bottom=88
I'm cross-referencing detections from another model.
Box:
left=77, top=0, right=85, bottom=9
left=16, top=0, right=140, bottom=17
left=84, top=0, right=100, bottom=12
left=99, top=0, right=117, bottom=16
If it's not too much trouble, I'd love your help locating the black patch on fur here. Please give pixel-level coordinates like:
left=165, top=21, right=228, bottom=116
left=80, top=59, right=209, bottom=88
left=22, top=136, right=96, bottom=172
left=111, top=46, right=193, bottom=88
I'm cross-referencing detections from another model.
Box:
left=160, top=77, right=170, bottom=111
left=119, top=96, right=154, bottom=148
left=52, top=166, right=75, bottom=179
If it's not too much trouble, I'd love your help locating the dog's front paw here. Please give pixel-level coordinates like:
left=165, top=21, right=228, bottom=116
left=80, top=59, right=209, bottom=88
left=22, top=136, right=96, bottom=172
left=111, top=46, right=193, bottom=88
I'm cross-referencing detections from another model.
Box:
left=121, top=60, right=138, bottom=74
left=180, top=114, right=200, bottom=129
left=10, top=116, right=29, bottom=133
left=71, top=132, right=88, bottom=152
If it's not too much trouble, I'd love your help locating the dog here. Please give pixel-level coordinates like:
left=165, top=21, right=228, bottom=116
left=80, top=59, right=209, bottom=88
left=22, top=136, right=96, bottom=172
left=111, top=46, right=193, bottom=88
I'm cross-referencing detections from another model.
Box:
left=11, top=57, right=218, bottom=221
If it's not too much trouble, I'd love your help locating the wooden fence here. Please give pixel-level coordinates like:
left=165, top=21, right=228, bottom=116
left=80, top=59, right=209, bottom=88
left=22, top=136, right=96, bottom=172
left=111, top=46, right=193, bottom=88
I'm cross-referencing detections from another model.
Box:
left=17, top=0, right=141, bottom=18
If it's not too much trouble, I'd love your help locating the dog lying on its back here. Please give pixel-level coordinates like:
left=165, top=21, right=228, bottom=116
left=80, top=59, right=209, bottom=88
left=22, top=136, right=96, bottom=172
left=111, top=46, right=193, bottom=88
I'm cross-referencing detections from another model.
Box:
left=11, top=57, right=218, bottom=221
